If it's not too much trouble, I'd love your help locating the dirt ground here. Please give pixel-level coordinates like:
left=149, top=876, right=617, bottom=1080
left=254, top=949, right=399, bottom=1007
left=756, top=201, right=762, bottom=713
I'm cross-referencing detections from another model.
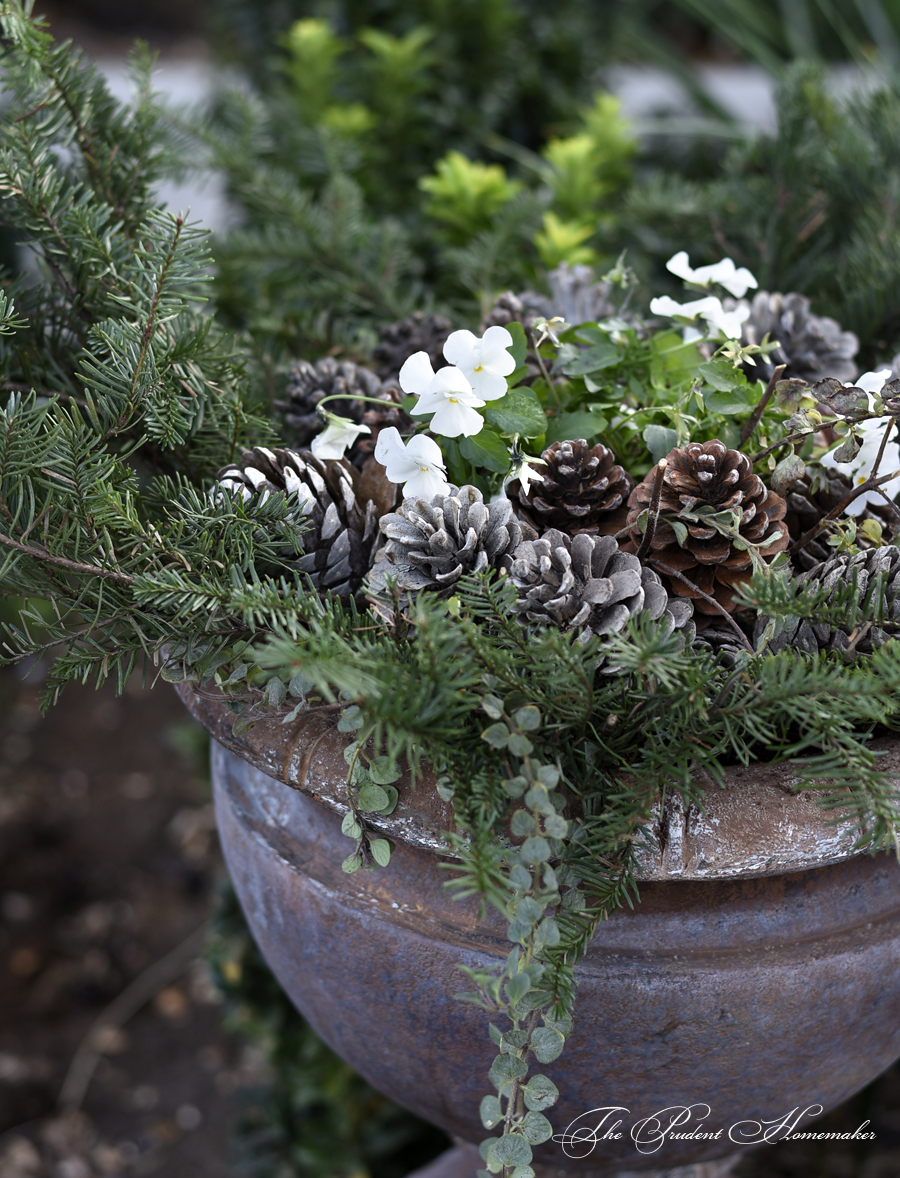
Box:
left=0, top=665, right=259, bottom=1177
left=3, top=666, right=900, bottom=1178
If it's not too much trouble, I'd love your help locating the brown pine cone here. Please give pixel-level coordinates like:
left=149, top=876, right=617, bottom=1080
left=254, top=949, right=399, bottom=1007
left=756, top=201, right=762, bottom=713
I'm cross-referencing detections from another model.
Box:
left=783, top=469, right=896, bottom=572
left=625, top=440, right=789, bottom=617
left=216, top=446, right=380, bottom=598
left=372, top=311, right=452, bottom=381
left=508, top=439, right=633, bottom=536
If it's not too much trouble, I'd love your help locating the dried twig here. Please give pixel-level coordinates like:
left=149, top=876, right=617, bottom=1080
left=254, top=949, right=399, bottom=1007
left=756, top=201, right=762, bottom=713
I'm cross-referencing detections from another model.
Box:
left=635, top=460, right=668, bottom=562
left=739, top=364, right=786, bottom=446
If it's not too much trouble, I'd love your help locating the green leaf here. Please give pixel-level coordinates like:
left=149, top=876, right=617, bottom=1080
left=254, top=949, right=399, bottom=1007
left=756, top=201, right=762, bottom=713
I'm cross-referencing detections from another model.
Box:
left=702, top=383, right=760, bottom=415
left=508, top=732, right=534, bottom=757
left=505, top=971, right=531, bottom=1006
left=368, top=756, right=402, bottom=785
left=514, top=705, right=541, bottom=731
left=232, top=712, right=259, bottom=737
left=543, top=813, right=569, bottom=839
left=357, top=783, right=390, bottom=811
left=225, top=663, right=248, bottom=683
left=459, top=429, right=512, bottom=474
left=489, top=1134, right=532, bottom=1168
left=341, top=811, right=362, bottom=839
left=523, top=1074, right=559, bottom=1111
left=486, top=388, right=547, bottom=438
left=480, top=1095, right=503, bottom=1130
left=263, top=676, right=286, bottom=707
left=288, top=671, right=313, bottom=697
left=482, top=722, right=510, bottom=749
left=643, top=424, right=678, bottom=463
left=520, top=1111, right=552, bottom=1145
left=488, top=1052, right=528, bottom=1092
left=535, top=916, right=561, bottom=946
left=338, top=705, right=363, bottom=732
left=531, top=1026, right=565, bottom=1063
left=370, top=838, right=392, bottom=867
left=520, top=836, right=551, bottom=863
left=510, top=810, right=535, bottom=837
left=563, top=342, right=619, bottom=376
left=511, top=1167, right=536, bottom=1178
left=507, top=320, right=528, bottom=368
left=544, top=411, right=606, bottom=446
left=342, top=852, right=363, bottom=873
left=482, top=695, right=504, bottom=719
left=698, top=358, right=747, bottom=391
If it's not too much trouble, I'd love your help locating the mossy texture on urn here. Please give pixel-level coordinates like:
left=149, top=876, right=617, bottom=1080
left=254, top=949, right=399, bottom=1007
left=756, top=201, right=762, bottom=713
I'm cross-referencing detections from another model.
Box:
left=217, top=446, right=379, bottom=598
left=509, top=529, right=694, bottom=652
left=368, top=486, right=534, bottom=594
left=757, top=546, right=900, bottom=656
left=626, top=440, right=789, bottom=616
left=509, top=439, right=634, bottom=535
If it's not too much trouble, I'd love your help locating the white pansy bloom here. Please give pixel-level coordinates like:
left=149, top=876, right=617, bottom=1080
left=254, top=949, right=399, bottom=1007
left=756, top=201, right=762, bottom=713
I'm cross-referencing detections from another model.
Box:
left=701, top=299, right=751, bottom=339
left=310, top=413, right=370, bottom=461
left=649, top=294, right=722, bottom=322
left=398, top=350, right=437, bottom=396
left=821, top=369, right=899, bottom=515
left=375, top=426, right=450, bottom=499
left=651, top=293, right=749, bottom=340
left=412, top=367, right=485, bottom=437
left=665, top=251, right=758, bottom=299
left=506, top=453, right=546, bottom=495
left=442, top=325, right=516, bottom=401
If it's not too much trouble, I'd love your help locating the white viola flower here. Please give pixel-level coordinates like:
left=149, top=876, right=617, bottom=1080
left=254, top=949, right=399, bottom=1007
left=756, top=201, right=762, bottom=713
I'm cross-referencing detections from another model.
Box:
left=665, top=250, right=758, bottom=299
left=650, top=294, right=749, bottom=341
left=506, top=453, right=546, bottom=495
left=398, top=350, right=437, bottom=396
left=442, top=325, right=516, bottom=401
left=701, top=299, right=751, bottom=340
left=310, top=412, right=370, bottom=461
left=821, top=369, right=899, bottom=515
left=407, top=366, right=486, bottom=438
left=375, top=426, right=450, bottom=499
left=649, top=294, right=722, bottom=322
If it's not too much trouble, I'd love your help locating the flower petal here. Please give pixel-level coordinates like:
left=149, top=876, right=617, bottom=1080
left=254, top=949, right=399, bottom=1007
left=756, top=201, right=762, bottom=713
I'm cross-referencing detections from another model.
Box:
left=665, top=251, right=694, bottom=283
left=430, top=399, right=485, bottom=437
left=471, top=369, right=510, bottom=400
left=442, top=329, right=479, bottom=369
left=399, top=351, right=436, bottom=395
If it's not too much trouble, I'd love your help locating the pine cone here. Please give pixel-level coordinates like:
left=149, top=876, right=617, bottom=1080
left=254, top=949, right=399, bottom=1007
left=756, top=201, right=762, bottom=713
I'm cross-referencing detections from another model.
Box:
left=783, top=469, right=896, bottom=572
left=545, top=262, right=617, bottom=327
left=367, top=485, right=533, bottom=595
left=625, top=440, right=789, bottom=617
left=740, top=291, right=859, bottom=384
left=480, top=290, right=554, bottom=333
left=275, top=357, right=388, bottom=451
left=755, top=546, right=900, bottom=655
left=217, top=446, right=380, bottom=598
left=372, top=311, right=453, bottom=381
left=509, top=530, right=694, bottom=657
left=509, top=440, right=634, bottom=537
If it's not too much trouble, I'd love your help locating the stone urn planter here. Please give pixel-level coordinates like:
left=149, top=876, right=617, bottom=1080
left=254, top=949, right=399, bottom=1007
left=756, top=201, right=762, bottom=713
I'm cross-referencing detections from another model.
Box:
left=179, top=685, right=900, bottom=1176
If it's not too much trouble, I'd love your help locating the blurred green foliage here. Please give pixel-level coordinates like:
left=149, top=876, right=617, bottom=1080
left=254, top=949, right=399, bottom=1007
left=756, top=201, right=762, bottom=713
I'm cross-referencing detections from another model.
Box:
left=627, top=63, right=900, bottom=366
